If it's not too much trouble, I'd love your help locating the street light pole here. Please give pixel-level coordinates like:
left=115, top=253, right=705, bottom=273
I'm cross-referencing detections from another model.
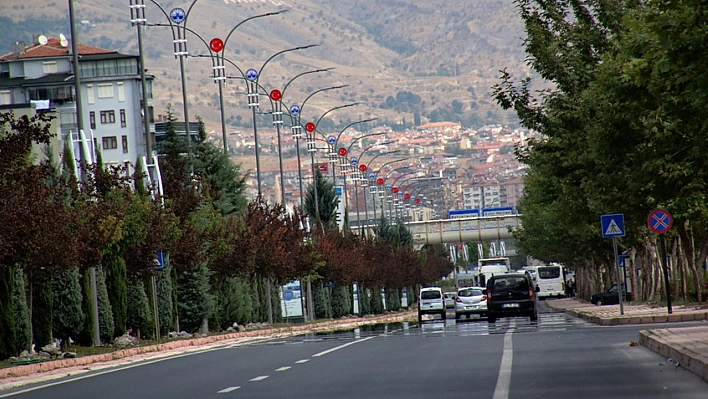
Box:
left=346, top=140, right=390, bottom=232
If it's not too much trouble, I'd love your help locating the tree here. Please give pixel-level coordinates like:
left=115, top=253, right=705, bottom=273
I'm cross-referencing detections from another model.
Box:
left=12, top=267, right=31, bottom=355
left=305, top=170, right=339, bottom=231
left=96, top=266, right=114, bottom=343
left=52, top=267, right=85, bottom=350
left=177, top=263, right=215, bottom=333
left=126, top=280, right=151, bottom=339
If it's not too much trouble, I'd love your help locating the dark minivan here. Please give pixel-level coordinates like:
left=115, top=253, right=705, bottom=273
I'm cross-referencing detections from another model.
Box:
left=486, top=272, right=539, bottom=322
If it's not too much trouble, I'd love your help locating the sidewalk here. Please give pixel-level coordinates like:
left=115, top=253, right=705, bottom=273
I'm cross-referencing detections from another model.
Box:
left=546, top=298, right=708, bottom=383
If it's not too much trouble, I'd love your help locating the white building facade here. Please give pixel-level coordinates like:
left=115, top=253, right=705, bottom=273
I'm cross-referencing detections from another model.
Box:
left=0, top=36, right=154, bottom=173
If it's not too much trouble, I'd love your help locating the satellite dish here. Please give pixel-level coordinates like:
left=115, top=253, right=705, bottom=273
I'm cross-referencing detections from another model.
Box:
left=37, top=35, right=48, bottom=45
left=59, top=34, right=68, bottom=47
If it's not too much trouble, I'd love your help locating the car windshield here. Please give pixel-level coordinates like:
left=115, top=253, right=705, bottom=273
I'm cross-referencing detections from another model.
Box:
left=491, top=277, right=529, bottom=292
left=458, top=289, right=483, bottom=297
left=421, top=291, right=441, bottom=300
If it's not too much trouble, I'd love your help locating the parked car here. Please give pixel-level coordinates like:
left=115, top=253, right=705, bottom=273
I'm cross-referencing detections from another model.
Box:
left=454, top=287, right=487, bottom=319
left=444, top=292, right=457, bottom=309
left=418, top=287, right=446, bottom=322
left=486, top=272, right=539, bottom=323
left=590, top=284, right=632, bottom=306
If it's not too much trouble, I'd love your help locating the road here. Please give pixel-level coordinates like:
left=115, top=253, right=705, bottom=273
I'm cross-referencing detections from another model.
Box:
left=2, top=302, right=707, bottom=399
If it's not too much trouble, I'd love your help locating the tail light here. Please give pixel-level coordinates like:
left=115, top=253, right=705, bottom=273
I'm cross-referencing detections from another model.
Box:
left=455, top=296, right=463, bottom=303
left=481, top=295, right=487, bottom=302
left=528, top=286, right=534, bottom=300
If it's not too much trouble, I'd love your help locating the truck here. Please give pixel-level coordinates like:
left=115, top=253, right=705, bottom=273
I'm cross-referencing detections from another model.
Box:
left=473, top=257, right=511, bottom=287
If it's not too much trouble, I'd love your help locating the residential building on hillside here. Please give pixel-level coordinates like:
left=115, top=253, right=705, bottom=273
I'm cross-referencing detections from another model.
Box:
left=0, top=36, right=154, bottom=173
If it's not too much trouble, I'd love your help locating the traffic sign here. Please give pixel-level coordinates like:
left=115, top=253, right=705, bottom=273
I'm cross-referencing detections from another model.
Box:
left=648, top=209, right=672, bottom=234
left=246, top=68, right=258, bottom=81
left=327, top=136, right=336, bottom=145
left=600, top=213, right=625, bottom=238
left=170, top=8, right=186, bottom=24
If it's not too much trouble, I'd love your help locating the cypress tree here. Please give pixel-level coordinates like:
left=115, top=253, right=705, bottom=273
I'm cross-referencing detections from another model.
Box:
left=385, top=288, right=401, bottom=312
left=52, top=267, right=85, bottom=350
left=157, top=265, right=175, bottom=335
left=331, top=285, right=352, bottom=318
left=96, top=266, right=114, bottom=344
left=104, top=253, right=127, bottom=338
left=218, top=277, right=253, bottom=328
left=370, top=286, right=384, bottom=314
left=126, top=280, right=151, bottom=338
left=12, top=267, right=31, bottom=355
left=0, top=267, right=16, bottom=359
left=77, top=269, right=96, bottom=346
left=313, top=282, right=331, bottom=319
left=176, top=264, right=214, bottom=333
left=31, top=270, right=53, bottom=348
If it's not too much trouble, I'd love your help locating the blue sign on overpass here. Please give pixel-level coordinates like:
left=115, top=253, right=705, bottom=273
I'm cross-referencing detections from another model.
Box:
left=448, top=209, right=480, bottom=219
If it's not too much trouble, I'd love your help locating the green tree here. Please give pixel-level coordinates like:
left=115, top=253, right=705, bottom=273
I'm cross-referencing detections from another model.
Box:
left=177, top=263, right=215, bottom=333
left=12, top=267, right=31, bottom=355
left=0, top=267, right=15, bottom=359
left=330, top=285, right=352, bottom=318
left=126, top=280, right=151, bottom=338
left=305, top=170, right=339, bottom=231
left=52, top=267, right=85, bottom=350
left=96, top=266, right=114, bottom=343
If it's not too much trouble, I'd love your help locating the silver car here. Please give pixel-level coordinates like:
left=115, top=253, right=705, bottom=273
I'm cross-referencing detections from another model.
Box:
left=454, top=287, right=487, bottom=319
left=444, top=292, right=457, bottom=309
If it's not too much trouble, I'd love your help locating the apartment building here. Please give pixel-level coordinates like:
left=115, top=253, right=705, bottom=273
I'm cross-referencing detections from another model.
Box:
left=0, top=35, right=154, bottom=173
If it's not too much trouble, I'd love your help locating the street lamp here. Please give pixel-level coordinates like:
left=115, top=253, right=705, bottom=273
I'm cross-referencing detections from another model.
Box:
left=372, top=160, right=411, bottom=223
left=243, top=44, right=319, bottom=198
left=345, top=140, right=390, bottom=232
left=134, top=0, right=201, bottom=158
left=360, top=150, right=401, bottom=227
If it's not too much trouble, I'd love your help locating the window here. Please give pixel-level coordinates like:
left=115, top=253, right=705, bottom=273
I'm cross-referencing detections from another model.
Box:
left=86, top=84, right=94, bottom=104
left=121, top=135, right=128, bottom=153
left=97, top=83, right=114, bottom=99
left=117, top=82, right=125, bottom=102
left=120, top=109, right=126, bottom=127
left=0, top=90, right=10, bottom=105
left=102, top=136, right=118, bottom=150
left=89, top=111, right=96, bottom=129
left=42, top=61, right=57, bottom=74
left=100, top=110, right=115, bottom=124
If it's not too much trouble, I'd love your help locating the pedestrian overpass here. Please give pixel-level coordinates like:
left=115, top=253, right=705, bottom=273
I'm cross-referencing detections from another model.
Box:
left=406, top=215, right=521, bottom=245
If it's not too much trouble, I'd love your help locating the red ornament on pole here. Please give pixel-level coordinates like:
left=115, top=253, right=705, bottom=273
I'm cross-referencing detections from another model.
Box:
left=305, top=122, right=315, bottom=132
left=269, top=89, right=282, bottom=101
left=377, top=178, right=384, bottom=185
left=209, top=38, right=224, bottom=53
left=392, top=187, right=399, bottom=194
left=415, top=198, right=421, bottom=204
left=359, top=164, right=367, bottom=172
left=404, top=193, right=411, bottom=199
left=338, top=148, right=347, bottom=157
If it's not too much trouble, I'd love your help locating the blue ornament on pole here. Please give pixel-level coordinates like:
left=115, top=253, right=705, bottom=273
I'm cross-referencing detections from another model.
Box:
left=369, top=173, right=375, bottom=179
left=327, top=136, right=336, bottom=145
left=350, top=157, right=358, bottom=165
left=170, top=8, right=186, bottom=24
left=246, top=68, right=258, bottom=81
left=290, top=105, right=300, bottom=116
left=386, top=184, right=392, bottom=190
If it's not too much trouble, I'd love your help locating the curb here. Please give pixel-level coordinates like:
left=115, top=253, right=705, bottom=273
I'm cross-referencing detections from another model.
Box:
left=1, top=311, right=415, bottom=381
left=565, top=309, right=708, bottom=326
left=639, top=327, right=708, bottom=384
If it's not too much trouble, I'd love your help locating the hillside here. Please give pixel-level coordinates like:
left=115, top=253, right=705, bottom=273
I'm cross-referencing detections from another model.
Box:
left=1, top=0, right=537, bottom=132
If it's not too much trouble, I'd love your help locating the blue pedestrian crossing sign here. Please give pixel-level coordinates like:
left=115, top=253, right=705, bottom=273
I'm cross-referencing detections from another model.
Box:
left=601, top=213, right=625, bottom=238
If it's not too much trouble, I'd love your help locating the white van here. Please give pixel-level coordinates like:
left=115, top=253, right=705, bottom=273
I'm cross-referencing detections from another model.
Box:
left=536, top=265, right=565, bottom=298
left=475, top=265, right=510, bottom=287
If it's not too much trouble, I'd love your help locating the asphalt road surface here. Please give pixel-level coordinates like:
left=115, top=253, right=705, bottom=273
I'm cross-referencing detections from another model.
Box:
left=2, top=301, right=707, bottom=399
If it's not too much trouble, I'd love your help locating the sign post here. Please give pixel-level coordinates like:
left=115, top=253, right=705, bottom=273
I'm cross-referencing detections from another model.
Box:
left=648, top=209, right=673, bottom=314
left=601, top=213, right=626, bottom=315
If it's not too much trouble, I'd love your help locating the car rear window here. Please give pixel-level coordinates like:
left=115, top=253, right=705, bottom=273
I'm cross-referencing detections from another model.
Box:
left=491, top=276, right=529, bottom=292
left=538, top=267, right=561, bottom=279
left=458, top=289, right=483, bottom=297
left=421, top=291, right=441, bottom=300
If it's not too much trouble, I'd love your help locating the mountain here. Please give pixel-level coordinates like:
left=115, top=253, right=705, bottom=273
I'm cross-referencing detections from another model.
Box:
left=1, top=0, right=535, bottom=132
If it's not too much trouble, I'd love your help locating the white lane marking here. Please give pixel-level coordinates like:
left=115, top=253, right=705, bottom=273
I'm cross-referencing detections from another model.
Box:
left=250, top=375, right=269, bottom=382
left=493, top=322, right=515, bottom=399
left=217, top=386, right=240, bottom=393
left=295, top=359, right=310, bottom=364
left=275, top=366, right=291, bottom=372
left=312, top=337, right=375, bottom=357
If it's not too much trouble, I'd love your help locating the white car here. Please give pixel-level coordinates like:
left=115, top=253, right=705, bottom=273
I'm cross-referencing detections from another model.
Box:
left=454, top=287, right=487, bottom=319
left=418, top=287, right=446, bottom=322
